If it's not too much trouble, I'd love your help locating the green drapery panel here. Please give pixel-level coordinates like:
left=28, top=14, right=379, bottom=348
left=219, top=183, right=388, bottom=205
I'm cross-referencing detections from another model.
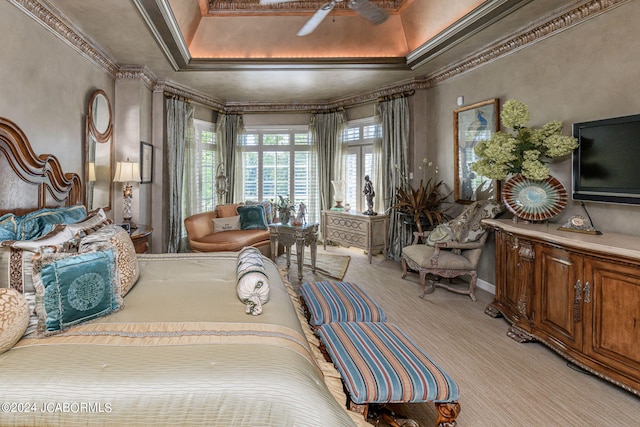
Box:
left=310, top=111, right=347, bottom=213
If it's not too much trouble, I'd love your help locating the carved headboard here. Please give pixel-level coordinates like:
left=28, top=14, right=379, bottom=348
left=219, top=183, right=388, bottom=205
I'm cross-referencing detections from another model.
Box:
left=0, top=117, right=82, bottom=216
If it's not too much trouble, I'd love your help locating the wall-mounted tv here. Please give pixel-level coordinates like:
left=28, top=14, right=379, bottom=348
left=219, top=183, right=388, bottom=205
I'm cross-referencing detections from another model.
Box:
left=572, top=114, right=640, bottom=205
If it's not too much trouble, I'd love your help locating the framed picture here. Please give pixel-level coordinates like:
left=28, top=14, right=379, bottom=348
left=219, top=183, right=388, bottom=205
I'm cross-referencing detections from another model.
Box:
left=140, top=141, right=153, bottom=184
left=453, top=98, right=500, bottom=203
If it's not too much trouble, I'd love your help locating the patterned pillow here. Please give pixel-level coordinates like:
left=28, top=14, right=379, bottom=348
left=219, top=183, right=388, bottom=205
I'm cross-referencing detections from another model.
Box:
left=216, top=203, right=243, bottom=218
left=32, top=249, right=121, bottom=336
left=79, top=224, right=140, bottom=296
left=237, top=205, right=268, bottom=230
left=212, top=215, right=241, bottom=233
left=236, top=246, right=270, bottom=315
left=0, top=214, right=18, bottom=242
left=246, top=200, right=274, bottom=224
left=0, top=288, right=30, bottom=354
left=448, top=200, right=505, bottom=243
left=1, top=225, right=77, bottom=336
left=67, top=208, right=111, bottom=237
left=16, top=205, right=87, bottom=240
left=426, top=224, right=455, bottom=247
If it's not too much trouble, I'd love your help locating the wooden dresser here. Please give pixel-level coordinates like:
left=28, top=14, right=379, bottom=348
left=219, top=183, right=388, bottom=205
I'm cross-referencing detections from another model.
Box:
left=321, top=210, right=388, bottom=263
left=484, top=218, right=640, bottom=397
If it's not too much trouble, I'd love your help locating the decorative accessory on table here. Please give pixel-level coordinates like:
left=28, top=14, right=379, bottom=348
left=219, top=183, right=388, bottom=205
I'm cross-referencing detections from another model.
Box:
left=471, top=99, right=578, bottom=222
left=501, top=174, right=567, bottom=222
left=362, top=175, right=377, bottom=215
left=236, top=246, right=270, bottom=315
left=558, top=203, right=601, bottom=235
left=113, top=159, right=141, bottom=230
left=275, top=195, right=295, bottom=225
left=331, top=180, right=346, bottom=211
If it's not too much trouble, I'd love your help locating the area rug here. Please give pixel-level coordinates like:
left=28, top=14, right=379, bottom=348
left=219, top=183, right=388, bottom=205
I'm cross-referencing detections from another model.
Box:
left=277, top=249, right=350, bottom=286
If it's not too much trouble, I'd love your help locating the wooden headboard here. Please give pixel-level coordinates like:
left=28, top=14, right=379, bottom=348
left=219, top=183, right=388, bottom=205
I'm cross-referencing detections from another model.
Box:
left=0, top=117, right=82, bottom=216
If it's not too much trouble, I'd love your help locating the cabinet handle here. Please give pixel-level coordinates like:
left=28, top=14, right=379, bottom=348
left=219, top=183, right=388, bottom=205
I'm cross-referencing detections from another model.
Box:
left=584, top=282, right=591, bottom=303
left=573, top=280, right=582, bottom=322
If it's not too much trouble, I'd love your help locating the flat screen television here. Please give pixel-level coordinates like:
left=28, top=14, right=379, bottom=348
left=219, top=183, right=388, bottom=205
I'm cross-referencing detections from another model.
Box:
left=572, top=114, right=640, bottom=205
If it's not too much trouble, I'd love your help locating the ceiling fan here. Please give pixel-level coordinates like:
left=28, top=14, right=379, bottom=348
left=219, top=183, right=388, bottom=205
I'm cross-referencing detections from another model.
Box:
left=259, top=0, right=389, bottom=36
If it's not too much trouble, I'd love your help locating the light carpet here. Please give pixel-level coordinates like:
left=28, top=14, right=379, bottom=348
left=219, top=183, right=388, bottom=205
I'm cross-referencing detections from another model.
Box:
left=276, top=249, right=350, bottom=286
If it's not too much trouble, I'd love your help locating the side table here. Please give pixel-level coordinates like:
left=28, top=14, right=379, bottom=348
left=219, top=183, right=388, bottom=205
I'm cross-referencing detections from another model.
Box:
left=268, top=222, right=319, bottom=280
left=130, top=225, right=153, bottom=254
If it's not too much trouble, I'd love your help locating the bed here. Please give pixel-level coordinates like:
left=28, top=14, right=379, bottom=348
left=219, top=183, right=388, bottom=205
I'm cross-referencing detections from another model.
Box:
left=0, top=117, right=365, bottom=426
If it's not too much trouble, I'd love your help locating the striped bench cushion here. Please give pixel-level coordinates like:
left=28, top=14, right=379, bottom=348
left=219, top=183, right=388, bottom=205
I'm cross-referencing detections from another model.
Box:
left=300, top=281, right=387, bottom=326
left=316, top=322, right=459, bottom=405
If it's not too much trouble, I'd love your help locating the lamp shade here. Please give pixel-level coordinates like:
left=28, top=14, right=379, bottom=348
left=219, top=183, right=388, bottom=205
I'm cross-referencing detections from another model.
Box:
left=113, top=161, right=140, bottom=183
left=88, top=162, right=96, bottom=182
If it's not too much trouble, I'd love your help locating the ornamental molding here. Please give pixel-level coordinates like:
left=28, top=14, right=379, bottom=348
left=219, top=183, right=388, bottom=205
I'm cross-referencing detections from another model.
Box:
left=207, top=0, right=407, bottom=14
left=9, top=0, right=118, bottom=78
left=116, top=66, right=158, bottom=91
left=14, top=0, right=632, bottom=112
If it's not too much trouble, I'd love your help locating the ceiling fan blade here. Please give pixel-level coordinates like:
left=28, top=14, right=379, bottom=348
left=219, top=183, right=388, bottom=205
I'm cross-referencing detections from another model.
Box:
left=297, top=2, right=335, bottom=36
left=348, top=0, right=388, bottom=25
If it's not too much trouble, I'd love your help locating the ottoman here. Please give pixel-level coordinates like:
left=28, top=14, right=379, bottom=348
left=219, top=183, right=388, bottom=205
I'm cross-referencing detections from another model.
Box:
left=300, top=281, right=387, bottom=326
left=316, top=322, right=461, bottom=426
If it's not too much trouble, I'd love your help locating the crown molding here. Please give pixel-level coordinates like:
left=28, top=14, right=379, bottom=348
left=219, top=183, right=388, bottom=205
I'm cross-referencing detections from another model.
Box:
left=116, top=66, right=158, bottom=91
left=9, top=0, right=119, bottom=78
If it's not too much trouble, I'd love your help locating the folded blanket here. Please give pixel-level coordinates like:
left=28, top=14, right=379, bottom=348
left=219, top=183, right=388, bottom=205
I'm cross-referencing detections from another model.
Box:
left=236, top=247, right=270, bottom=315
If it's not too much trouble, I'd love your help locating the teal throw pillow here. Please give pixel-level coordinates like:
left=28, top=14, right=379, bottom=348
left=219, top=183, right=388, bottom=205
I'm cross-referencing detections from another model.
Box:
left=33, top=249, right=120, bottom=335
left=237, top=205, right=268, bottom=230
left=16, top=205, right=87, bottom=240
left=246, top=200, right=274, bottom=224
left=0, top=213, right=17, bottom=242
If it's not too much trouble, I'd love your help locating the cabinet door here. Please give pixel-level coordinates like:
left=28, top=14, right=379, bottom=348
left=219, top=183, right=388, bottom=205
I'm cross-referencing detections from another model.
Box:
left=536, top=245, right=583, bottom=350
left=583, top=258, right=640, bottom=382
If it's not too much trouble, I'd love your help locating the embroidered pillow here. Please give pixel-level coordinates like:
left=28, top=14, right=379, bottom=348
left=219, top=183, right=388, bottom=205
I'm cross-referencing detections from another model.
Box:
left=237, top=205, right=268, bottom=230
left=426, top=224, right=455, bottom=247
left=32, top=249, right=121, bottom=336
left=216, top=203, right=243, bottom=218
left=79, top=224, right=140, bottom=296
left=15, top=205, right=87, bottom=240
left=0, top=213, right=18, bottom=242
left=236, top=246, right=270, bottom=315
left=1, top=225, right=77, bottom=336
left=0, top=288, right=30, bottom=354
left=212, top=215, right=241, bottom=233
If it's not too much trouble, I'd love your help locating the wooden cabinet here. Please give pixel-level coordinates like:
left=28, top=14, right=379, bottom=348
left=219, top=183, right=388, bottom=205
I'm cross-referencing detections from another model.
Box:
left=485, top=219, right=640, bottom=396
left=321, top=210, right=388, bottom=263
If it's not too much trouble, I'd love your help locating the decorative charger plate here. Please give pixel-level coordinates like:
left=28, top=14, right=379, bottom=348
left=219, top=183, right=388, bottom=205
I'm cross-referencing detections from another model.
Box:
left=502, top=174, right=567, bottom=222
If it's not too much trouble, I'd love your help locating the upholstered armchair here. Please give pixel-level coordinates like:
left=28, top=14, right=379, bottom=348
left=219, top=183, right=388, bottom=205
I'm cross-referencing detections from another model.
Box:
left=401, top=200, right=505, bottom=301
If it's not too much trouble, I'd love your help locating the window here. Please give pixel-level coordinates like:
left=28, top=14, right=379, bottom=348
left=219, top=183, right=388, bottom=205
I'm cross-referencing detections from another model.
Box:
left=237, top=127, right=318, bottom=223
left=192, top=119, right=218, bottom=212
left=342, top=120, right=380, bottom=212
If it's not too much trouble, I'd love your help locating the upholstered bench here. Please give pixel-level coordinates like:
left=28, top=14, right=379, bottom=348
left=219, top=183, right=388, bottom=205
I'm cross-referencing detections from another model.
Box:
left=299, top=281, right=387, bottom=327
left=316, top=322, right=461, bottom=427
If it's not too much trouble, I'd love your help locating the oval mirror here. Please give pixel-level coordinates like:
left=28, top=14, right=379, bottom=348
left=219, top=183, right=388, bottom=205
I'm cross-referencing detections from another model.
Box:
left=85, top=90, right=113, bottom=211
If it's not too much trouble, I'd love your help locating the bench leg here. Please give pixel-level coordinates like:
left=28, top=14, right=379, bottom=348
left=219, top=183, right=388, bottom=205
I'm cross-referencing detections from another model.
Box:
left=349, top=401, right=369, bottom=419
left=435, top=401, right=461, bottom=427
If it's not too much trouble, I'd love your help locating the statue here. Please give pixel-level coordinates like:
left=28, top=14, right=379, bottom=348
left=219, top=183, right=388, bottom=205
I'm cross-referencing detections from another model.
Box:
left=296, top=202, right=307, bottom=225
left=363, top=175, right=377, bottom=216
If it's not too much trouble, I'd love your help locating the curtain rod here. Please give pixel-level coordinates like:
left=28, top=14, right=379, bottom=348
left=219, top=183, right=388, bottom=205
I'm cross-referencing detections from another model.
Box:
left=377, top=90, right=415, bottom=102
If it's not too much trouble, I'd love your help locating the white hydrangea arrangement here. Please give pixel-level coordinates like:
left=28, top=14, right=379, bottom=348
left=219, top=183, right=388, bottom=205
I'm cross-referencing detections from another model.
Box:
left=471, top=100, right=578, bottom=180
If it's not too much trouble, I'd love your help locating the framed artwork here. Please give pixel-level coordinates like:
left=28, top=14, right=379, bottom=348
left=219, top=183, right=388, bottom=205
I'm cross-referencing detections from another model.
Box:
left=453, top=98, right=500, bottom=203
left=140, top=141, right=153, bottom=184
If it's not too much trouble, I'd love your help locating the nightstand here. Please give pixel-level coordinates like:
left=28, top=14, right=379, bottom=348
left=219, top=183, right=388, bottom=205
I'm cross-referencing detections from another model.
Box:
left=130, top=225, right=153, bottom=254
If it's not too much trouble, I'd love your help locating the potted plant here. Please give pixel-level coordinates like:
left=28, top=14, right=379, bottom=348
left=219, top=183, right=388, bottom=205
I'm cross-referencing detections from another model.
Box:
left=275, top=195, right=295, bottom=225
left=392, top=159, right=451, bottom=233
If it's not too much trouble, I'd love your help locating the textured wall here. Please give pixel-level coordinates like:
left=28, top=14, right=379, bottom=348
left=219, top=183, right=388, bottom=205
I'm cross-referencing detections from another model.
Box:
left=423, top=1, right=640, bottom=284
left=0, top=1, right=114, bottom=207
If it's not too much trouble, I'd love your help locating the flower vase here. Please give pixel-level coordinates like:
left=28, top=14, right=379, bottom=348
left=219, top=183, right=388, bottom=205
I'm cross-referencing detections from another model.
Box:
left=501, top=174, right=567, bottom=222
left=279, top=210, right=291, bottom=225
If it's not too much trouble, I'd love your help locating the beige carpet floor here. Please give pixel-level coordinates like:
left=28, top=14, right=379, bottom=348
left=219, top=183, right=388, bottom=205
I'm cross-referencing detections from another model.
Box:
left=276, top=248, right=350, bottom=286
left=302, top=245, right=640, bottom=427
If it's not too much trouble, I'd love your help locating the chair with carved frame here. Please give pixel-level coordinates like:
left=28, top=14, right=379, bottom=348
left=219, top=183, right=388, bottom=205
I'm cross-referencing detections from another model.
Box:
left=401, top=200, right=504, bottom=301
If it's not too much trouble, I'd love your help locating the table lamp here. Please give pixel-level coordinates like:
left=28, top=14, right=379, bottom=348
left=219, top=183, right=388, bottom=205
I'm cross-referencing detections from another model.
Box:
left=113, top=159, right=140, bottom=230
